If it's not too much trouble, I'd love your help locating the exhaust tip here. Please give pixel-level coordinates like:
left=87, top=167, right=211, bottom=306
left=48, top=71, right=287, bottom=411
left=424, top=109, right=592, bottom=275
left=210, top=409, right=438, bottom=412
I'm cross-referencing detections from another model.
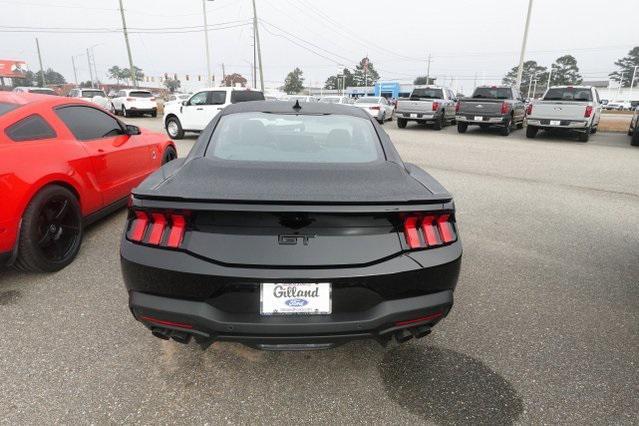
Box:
left=151, top=327, right=170, bottom=340
left=410, top=325, right=432, bottom=339
left=394, top=329, right=413, bottom=343
left=170, top=331, right=192, bottom=344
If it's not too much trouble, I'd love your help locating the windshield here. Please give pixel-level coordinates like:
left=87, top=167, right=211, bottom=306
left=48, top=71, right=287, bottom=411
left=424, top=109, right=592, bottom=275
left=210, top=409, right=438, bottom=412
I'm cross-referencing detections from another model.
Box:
left=472, top=87, right=512, bottom=99
left=0, top=102, right=19, bottom=116
left=206, top=112, right=382, bottom=164
left=130, top=91, right=153, bottom=98
left=544, top=88, right=592, bottom=101
left=81, top=90, right=106, bottom=98
left=355, top=97, right=380, bottom=104
left=28, top=88, right=56, bottom=95
left=410, top=88, right=443, bottom=99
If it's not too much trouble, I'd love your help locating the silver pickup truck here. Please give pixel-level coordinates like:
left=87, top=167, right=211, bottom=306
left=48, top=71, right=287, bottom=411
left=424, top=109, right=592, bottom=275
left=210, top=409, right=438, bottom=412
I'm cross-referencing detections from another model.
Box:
left=525, top=86, right=602, bottom=142
left=395, top=86, right=457, bottom=130
left=455, top=85, right=525, bottom=136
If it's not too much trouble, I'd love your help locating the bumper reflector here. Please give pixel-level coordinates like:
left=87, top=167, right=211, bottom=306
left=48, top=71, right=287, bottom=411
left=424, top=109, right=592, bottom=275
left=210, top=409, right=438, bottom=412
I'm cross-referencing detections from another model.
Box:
left=140, top=315, right=193, bottom=329
left=395, top=311, right=444, bottom=327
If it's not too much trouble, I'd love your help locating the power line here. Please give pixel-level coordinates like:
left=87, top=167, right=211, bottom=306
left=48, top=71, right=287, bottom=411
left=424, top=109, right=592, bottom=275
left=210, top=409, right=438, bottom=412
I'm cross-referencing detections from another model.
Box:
left=0, top=21, right=252, bottom=34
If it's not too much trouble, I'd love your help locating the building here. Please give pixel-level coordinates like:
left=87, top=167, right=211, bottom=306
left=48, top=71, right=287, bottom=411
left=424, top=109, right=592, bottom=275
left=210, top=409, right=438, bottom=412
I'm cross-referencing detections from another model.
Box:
left=345, top=81, right=416, bottom=99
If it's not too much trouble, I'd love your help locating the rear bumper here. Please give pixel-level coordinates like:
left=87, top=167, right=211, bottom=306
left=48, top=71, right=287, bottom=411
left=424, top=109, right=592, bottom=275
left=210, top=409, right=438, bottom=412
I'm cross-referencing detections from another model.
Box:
left=456, top=114, right=508, bottom=124
left=526, top=118, right=589, bottom=129
left=397, top=111, right=437, bottom=121
left=127, top=107, right=157, bottom=113
left=121, top=239, right=462, bottom=345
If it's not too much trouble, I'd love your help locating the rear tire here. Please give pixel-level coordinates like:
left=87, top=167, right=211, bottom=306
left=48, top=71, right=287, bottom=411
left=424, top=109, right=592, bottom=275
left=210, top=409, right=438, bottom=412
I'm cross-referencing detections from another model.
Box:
left=590, top=125, right=597, bottom=134
left=151, top=110, right=157, bottom=118
left=578, top=128, right=590, bottom=142
left=457, top=122, right=468, bottom=133
left=517, top=121, right=524, bottom=129
left=631, top=127, right=639, bottom=146
left=500, top=116, right=512, bottom=136
left=397, top=118, right=407, bottom=129
left=165, top=116, right=184, bottom=139
left=378, top=113, right=386, bottom=124
left=433, top=113, right=444, bottom=130
left=13, top=185, right=83, bottom=273
left=162, top=145, right=178, bottom=164
left=121, top=105, right=128, bottom=117
left=526, top=125, right=538, bottom=139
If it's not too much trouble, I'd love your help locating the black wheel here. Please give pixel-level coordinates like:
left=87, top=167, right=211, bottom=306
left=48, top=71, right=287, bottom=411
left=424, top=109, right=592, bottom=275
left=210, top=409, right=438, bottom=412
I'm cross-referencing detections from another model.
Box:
left=457, top=122, right=468, bottom=133
left=397, top=118, right=407, bottom=129
left=590, top=125, right=597, bottom=134
left=378, top=113, right=385, bottom=124
left=121, top=105, right=128, bottom=117
left=517, top=121, right=524, bottom=129
left=631, top=127, right=639, bottom=146
left=165, top=116, right=184, bottom=139
left=110, top=103, right=117, bottom=115
left=14, top=185, right=82, bottom=272
left=162, top=145, right=178, bottom=164
left=526, top=125, right=538, bottom=139
left=433, top=113, right=444, bottom=130
left=500, top=116, right=512, bottom=136
left=151, top=110, right=157, bottom=118
left=578, top=128, right=590, bottom=142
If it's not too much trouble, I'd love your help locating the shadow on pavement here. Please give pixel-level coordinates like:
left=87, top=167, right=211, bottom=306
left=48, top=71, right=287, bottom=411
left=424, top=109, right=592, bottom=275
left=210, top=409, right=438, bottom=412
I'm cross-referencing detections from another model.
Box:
left=378, top=345, right=523, bottom=425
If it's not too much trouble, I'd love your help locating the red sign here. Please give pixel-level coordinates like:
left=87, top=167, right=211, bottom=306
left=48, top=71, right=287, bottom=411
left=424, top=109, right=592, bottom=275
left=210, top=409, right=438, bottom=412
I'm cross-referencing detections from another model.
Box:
left=0, top=60, right=28, bottom=78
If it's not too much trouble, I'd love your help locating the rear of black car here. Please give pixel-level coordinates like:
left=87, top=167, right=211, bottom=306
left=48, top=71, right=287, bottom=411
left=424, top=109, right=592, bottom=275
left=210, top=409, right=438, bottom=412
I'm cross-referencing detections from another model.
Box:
left=120, top=102, right=461, bottom=349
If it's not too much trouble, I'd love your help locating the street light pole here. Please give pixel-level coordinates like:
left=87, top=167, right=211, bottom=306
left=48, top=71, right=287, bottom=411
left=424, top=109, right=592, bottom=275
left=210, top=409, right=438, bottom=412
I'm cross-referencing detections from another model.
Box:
left=86, top=48, right=94, bottom=88
left=71, top=55, right=79, bottom=85
left=252, top=0, right=264, bottom=91
left=515, top=0, right=534, bottom=90
left=202, top=0, right=212, bottom=86
left=546, top=65, right=552, bottom=91
left=35, top=38, right=45, bottom=87
left=118, top=0, right=137, bottom=87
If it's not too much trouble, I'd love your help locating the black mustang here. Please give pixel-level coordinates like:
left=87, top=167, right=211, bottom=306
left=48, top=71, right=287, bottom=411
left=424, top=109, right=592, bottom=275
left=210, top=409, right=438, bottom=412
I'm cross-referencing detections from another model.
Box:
left=120, top=100, right=462, bottom=350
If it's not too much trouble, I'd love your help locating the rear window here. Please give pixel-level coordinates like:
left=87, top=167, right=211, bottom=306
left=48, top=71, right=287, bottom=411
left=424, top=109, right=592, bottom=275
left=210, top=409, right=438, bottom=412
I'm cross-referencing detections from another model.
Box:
left=130, top=91, right=153, bottom=98
left=231, top=90, right=265, bottom=103
left=544, top=88, right=592, bottom=102
left=0, top=102, right=19, bottom=116
left=81, top=90, right=106, bottom=98
left=320, top=97, right=341, bottom=104
left=355, top=97, right=380, bottom=104
left=28, top=88, right=56, bottom=95
left=6, top=114, right=56, bottom=142
left=472, top=87, right=512, bottom=99
left=410, top=88, right=443, bottom=99
left=206, top=112, right=382, bottom=164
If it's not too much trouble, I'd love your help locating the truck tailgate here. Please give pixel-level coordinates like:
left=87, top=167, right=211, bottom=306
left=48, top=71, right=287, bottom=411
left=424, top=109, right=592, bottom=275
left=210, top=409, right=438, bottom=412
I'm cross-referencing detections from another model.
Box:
left=458, top=99, right=502, bottom=115
left=397, top=100, right=433, bottom=114
left=530, top=101, right=589, bottom=120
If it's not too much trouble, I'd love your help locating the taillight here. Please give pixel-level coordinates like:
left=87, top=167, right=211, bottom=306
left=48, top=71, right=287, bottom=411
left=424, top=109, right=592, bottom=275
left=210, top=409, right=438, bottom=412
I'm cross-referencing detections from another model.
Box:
left=126, top=97, right=135, bottom=101
left=150, top=97, right=156, bottom=101
left=370, top=105, right=380, bottom=110
left=584, top=105, right=593, bottom=118
left=526, top=103, right=533, bottom=115
left=126, top=209, right=189, bottom=249
left=432, top=101, right=440, bottom=111
left=455, top=101, right=460, bottom=113
left=401, top=213, right=457, bottom=250
left=500, top=101, right=510, bottom=114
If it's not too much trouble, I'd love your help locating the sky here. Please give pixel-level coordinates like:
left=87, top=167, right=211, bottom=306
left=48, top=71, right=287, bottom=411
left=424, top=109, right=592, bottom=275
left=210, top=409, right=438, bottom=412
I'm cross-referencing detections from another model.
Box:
left=1, top=0, right=637, bottom=93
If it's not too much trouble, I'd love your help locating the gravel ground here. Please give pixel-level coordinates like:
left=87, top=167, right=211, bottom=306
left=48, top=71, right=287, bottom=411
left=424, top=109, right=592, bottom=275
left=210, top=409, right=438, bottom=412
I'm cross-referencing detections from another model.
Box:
left=1, top=117, right=637, bottom=425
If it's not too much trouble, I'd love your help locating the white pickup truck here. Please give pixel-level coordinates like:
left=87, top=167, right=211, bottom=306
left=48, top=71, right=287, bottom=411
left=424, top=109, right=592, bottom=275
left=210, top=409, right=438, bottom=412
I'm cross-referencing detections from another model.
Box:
left=526, top=85, right=602, bottom=142
left=395, top=86, right=457, bottom=130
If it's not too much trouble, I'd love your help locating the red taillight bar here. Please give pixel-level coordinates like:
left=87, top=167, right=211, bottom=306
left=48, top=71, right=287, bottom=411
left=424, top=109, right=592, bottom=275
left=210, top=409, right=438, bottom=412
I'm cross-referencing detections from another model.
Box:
left=402, top=213, right=457, bottom=250
left=147, top=212, right=167, bottom=245
left=166, top=214, right=186, bottom=248
left=128, top=210, right=149, bottom=242
left=584, top=105, right=593, bottom=118
left=500, top=101, right=510, bottom=114
left=455, top=101, right=460, bottom=112
left=526, top=103, right=533, bottom=115
left=432, top=101, right=440, bottom=111
left=395, top=311, right=444, bottom=327
left=127, top=209, right=188, bottom=249
left=140, top=315, right=193, bottom=329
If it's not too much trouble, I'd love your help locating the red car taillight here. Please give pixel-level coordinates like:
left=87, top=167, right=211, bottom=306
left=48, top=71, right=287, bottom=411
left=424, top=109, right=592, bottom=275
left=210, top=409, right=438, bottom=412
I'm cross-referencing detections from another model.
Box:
left=455, top=101, right=460, bottom=112
left=370, top=105, right=380, bottom=110
left=126, top=97, right=135, bottom=101
left=500, top=101, right=510, bottom=114
left=402, top=213, right=457, bottom=250
left=127, top=209, right=189, bottom=249
left=584, top=105, right=593, bottom=118
left=432, top=101, right=440, bottom=111
left=526, top=103, right=533, bottom=115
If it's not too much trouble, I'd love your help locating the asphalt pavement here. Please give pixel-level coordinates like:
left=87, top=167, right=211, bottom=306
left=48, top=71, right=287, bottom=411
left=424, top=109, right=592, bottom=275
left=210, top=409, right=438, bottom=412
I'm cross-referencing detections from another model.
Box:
left=1, top=117, right=637, bottom=424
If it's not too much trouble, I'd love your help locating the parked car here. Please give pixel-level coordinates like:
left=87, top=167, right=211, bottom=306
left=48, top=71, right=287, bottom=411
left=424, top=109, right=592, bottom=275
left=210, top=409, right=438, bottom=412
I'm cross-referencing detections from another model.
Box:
left=319, top=95, right=352, bottom=105
left=67, top=88, right=113, bottom=112
left=163, top=87, right=264, bottom=139
left=111, top=89, right=158, bottom=117
left=395, top=86, right=456, bottom=130
left=628, top=106, right=639, bottom=146
left=286, top=95, right=319, bottom=103
left=0, top=91, right=176, bottom=272
left=163, top=93, right=192, bottom=110
left=525, top=86, right=602, bottom=142
left=603, top=101, right=630, bottom=111
left=120, top=101, right=461, bottom=350
left=12, top=86, right=57, bottom=96
left=353, top=96, right=395, bottom=123
left=455, top=85, right=525, bottom=136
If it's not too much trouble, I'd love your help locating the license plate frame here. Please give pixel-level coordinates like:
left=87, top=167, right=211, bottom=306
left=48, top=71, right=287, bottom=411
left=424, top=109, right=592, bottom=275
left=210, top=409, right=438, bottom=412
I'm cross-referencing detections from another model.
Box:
left=550, top=120, right=561, bottom=126
left=474, top=115, right=483, bottom=121
left=260, top=282, right=332, bottom=316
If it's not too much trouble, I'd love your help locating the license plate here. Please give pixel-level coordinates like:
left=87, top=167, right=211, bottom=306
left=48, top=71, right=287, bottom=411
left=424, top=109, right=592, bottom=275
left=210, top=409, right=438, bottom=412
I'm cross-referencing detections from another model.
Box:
left=410, top=113, right=418, bottom=118
left=260, top=283, right=331, bottom=315
left=474, top=115, right=483, bottom=121
left=550, top=120, right=561, bottom=126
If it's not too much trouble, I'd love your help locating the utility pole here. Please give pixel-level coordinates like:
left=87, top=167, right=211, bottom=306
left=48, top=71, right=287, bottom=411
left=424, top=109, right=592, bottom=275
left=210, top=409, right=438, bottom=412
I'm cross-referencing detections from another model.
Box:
left=35, top=38, right=45, bottom=87
left=515, top=0, right=534, bottom=89
left=71, top=56, right=78, bottom=85
left=532, top=79, right=538, bottom=98
left=221, top=63, right=226, bottom=85
left=252, top=0, right=264, bottom=91
left=527, top=71, right=535, bottom=99
left=426, top=54, right=432, bottom=83
left=91, top=48, right=99, bottom=87
left=202, top=0, right=212, bottom=86
left=615, top=71, right=624, bottom=101
left=253, top=29, right=257, bottom=88
left=86, top=49, right=94, bottom=88
left=546, top=65, right=552, bottom=91
left=118, top=0, right=137, bottom=87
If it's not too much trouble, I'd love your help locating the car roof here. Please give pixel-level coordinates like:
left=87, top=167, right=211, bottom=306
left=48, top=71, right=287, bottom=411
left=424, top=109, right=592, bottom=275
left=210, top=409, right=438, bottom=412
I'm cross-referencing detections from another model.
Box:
left=221, top=100, right=371, bottom=119
left=0, top=91, right=99, bottom=110
left=549, top=85, right=592, bottom=89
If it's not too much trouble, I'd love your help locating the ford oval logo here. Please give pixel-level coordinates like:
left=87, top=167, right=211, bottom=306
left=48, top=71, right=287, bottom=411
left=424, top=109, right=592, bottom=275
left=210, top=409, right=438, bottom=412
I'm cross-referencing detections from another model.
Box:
left=286, top=298, right=308, bottom=307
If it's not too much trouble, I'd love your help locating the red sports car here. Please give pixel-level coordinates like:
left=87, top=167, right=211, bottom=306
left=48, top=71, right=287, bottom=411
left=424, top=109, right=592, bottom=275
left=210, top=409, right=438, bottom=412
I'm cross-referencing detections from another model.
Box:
left=0, top=91, right=176, bottom=272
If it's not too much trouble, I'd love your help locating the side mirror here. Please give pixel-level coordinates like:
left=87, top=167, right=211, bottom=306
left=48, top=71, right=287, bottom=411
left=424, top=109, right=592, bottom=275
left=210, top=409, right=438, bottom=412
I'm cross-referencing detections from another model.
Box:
left=125, top=124, right=141, bottom=136
left=182, top=100, right=188, bottom=106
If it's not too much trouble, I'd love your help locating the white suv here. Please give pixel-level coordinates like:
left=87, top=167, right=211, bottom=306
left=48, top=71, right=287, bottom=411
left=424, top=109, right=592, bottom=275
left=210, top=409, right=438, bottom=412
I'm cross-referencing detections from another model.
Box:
left=111, top=89, right=158, bottom=117
left=67, top=88, right=113, bottom=111
left=163, top=87, right=264, bottom=139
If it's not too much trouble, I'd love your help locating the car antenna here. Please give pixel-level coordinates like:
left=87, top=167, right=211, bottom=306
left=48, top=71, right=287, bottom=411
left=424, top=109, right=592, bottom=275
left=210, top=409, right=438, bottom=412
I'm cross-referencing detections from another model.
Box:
left=293, top=99, right=302, bottom=111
